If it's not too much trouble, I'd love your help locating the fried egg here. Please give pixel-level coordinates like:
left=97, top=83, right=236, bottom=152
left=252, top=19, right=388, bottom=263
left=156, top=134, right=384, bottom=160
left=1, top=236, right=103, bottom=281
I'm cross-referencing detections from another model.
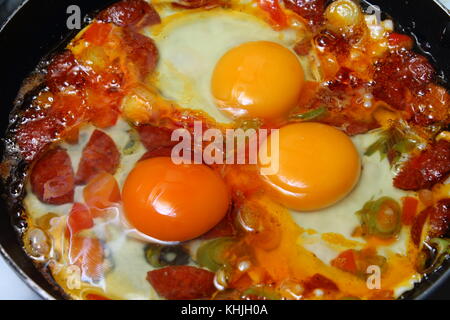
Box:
left=146, top=8, right=313, bottom=124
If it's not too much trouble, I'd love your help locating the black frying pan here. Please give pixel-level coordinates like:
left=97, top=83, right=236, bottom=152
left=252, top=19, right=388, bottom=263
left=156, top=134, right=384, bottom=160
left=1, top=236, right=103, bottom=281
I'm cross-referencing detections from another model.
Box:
left=0, top=0, right=449, bottom=300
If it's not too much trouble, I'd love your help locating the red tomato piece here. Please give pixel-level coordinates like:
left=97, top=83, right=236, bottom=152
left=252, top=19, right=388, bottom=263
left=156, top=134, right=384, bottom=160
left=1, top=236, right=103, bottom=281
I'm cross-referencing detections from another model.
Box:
left=411, top=208, right=430, bottom=246
left=401, top=197, right=419, bottom=226
left=83, top=172, right=121, bottom=218
left=66, top=203, right=94, bottom=238
left=257, top=0, right=288, bottom=29
left=83, top=22, right=113, bottom=46
left=75, top=130, right=120, bottom=185
left=388, top=32, right=413, bottom=50
left=85, top=293, right=111, bottom=300
left=147, top=266, right=216, bottom=300
left=30, top=148, right=75, bottom=205
left=69, top=236, right=104, bottom=281
left=331, top=249, right=357, bottom=274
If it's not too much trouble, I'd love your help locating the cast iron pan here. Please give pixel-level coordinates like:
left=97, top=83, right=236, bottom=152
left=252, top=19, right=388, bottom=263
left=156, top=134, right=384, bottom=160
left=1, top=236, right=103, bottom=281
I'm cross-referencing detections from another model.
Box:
left=0, top=0, right=449, bottom=300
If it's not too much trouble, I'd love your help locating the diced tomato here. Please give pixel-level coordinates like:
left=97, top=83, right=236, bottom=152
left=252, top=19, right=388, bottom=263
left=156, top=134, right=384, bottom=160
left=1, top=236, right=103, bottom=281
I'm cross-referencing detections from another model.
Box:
left=303, top=274, right=339, bottom=294
left=85, top=293, right=111, bottom=300
left=69, top=236, right=104, bottom=281
left=83, top=172, right=121, bottom=218
left=388, top=32, right=413, bottom=50
left=147, top=266, right=216, bottom=300
left=331, top=249, right=357, bottom=274
left=66, top=203, right=94, bottom=238
left=401, top=197, right=419, bottom=226
left=411, top=208, right=429, bottom=246
left=257, top=0, right=288, bottom=30
left=83, top=22, right=112, bottom=46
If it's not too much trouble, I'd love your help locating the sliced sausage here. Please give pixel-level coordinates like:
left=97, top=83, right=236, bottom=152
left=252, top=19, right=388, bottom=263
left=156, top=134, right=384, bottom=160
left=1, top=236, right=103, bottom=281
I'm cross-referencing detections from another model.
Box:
left=30, top=148, right=75, bottom=205
left=75, top=130, right=120, bottom=185
left=147, top=266, right=216, bottom=300
left=394, top=140, right=450, bottom=191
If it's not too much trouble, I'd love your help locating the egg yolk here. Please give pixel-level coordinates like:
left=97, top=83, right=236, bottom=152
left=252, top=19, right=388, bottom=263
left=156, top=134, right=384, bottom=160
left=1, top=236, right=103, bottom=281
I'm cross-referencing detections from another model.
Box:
left=211, top=41, right=304, bottom=121
left=258, top=122, right=361, bottom=211
left=122, top=157, right=230, bottom=242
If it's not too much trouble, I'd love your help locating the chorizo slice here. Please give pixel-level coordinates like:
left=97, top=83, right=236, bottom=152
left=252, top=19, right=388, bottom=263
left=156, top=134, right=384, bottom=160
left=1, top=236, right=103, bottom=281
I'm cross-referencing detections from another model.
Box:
left=394, top=140, right=450, bottom=191
left=428, top=199, right=450, bottom=239
left=411, top=199, right=450, bottom=246
left=98, top=0, right=161, bottom=28
left=137, top=125, right=177, bottom=151
left=373, top=50, right=435, bottom=111
left=75, top=130, right=120, bottom=185
left=283, top=0, right=325, bottom=26
left=30, top=147, right=75, bottom=205
left=147, top=266, right=216, bottom=300
left=47, top=50, right=92, bottom=93
left=121, top=28, right=159, bottom=80
left=172, top=0, right=226, bottom=9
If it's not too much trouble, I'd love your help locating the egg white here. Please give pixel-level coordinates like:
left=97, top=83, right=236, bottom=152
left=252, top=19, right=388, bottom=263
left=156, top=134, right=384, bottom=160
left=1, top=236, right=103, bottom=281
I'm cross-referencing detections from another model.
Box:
left=145, top=8, right=312, bottom=124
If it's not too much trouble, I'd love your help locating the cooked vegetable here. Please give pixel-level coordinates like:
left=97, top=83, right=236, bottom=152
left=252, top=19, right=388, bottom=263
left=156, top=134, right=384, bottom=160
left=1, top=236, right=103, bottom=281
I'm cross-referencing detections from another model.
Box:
left=123, top=129, right=140, bottom=155
left=242, top=286, right=282, bottom=300
left=290, top=106, right=327, bottom=121
left=325, top=0, right=362, bottom=32
left=331, top=248, right=387, bottom=277
left=401, top=197, right=418, bottom=226
left=365, top=125, right=417, bottom=166
left=66, top=203, right=94, bottom=238
left=144, top=244, right=190, bottom=268
left=196, top=237, right=235, bottom=272
left=331, top=249, right=357, bottom=273
left=356, top=197, right=401, bottom=238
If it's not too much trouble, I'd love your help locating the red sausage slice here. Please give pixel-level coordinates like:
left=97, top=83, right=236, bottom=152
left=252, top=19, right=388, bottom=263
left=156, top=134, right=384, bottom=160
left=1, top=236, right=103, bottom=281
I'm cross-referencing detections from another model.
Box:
left=283, top=0, right=325, bottom=26
left=30, top=148, right=75, bottom=205
left=121, top=28, right=159, bottom=80
left=98, top=0, right=161, bottom=28
left=147, top=266, right=216, bottom=300
left=137, top=125, right=177, bottom=151
left=394, top=140, right=450, bottom=191
left=75, top=130, right=120, bottom=185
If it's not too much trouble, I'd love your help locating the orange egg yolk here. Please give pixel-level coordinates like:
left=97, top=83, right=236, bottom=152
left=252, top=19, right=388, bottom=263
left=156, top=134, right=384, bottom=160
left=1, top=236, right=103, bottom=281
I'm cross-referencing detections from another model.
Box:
left=258, top=122, right=361, bottom=211
left=211, top=41, right=304, bottom=121
left=122, top=157, right=230, bottom=242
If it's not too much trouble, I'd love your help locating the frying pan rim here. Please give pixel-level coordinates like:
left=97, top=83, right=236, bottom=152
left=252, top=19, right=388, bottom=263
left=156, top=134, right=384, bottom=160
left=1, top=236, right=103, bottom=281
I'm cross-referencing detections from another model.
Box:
left=0, top=0, right=449, bottom=301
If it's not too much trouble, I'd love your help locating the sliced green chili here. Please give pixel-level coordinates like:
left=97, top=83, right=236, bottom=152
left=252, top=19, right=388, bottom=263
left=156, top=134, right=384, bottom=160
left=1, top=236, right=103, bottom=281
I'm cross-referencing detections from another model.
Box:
left=196, top=238, right=235, bottom=272
left=144, top=244, right=190, bottom=268
left=356, top=197, right=401, bottom=238
left=290, top=106, right=327, bottom=121
left=242, top=286, right=282, bottom=300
